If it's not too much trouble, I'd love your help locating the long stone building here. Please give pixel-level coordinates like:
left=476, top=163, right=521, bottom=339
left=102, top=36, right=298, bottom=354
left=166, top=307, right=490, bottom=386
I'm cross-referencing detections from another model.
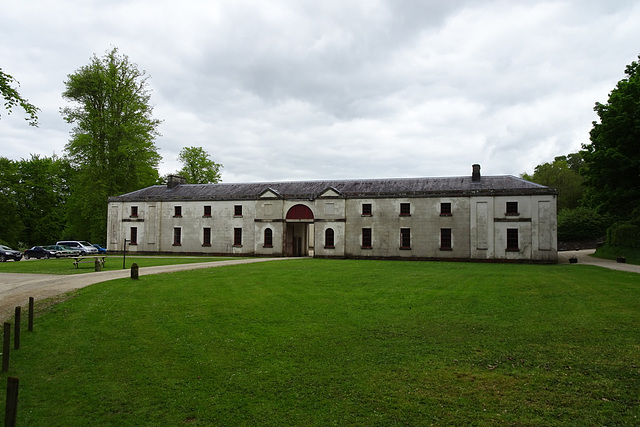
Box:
left=107, top=165, right=558, bottom=262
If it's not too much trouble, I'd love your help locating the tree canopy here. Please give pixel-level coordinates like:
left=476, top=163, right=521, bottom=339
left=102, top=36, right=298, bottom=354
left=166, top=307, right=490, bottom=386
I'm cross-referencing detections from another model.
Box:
left=176, top=146, right=223, bottom=184
left=0, top=68, right=39, bottom=126
left=581, top=54, right=640, bottom=221
left=521, top=153, right=584, bottom=211
left=61, top=48, right=162, bottom=242
left=0, top=155, right=69, bottom=247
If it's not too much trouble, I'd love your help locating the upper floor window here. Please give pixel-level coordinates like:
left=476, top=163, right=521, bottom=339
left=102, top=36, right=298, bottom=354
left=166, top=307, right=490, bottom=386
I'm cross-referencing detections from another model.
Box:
left=234, top=205, right=243, bottom=217
left=400, top=228, right=411, bottom=249
left=174, top=206, right=182, bottom=217
left=264, top=228, right=273, bottom=248
left=325, top=228, right=335, bottom=248
left=324, top=202, right=335, bottom=215
left=440, top=203, right=452, bottom=216
left=130, top=206, right=138, bottom=218
left=400, top=203, right=411, bottom=216
left=506, top=202, right=519, bottom=216
left=204, top=205, right=212, bottom=217
left=362, top=203, right=372, bottom=216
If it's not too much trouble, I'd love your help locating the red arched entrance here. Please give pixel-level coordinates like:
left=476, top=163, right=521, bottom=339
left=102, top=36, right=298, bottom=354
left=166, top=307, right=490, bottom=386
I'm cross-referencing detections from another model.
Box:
left=286, top=204, right=314, bottom=220
left=285, top=204, right=314, bottom=256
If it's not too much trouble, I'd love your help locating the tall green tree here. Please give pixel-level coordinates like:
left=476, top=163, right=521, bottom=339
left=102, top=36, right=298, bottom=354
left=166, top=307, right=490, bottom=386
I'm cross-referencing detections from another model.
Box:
left=582, top=54, right=640, bottom=221
left=61, top=48, right=162, bottom=242
left=521, top=153, right=584, bottom=211
left=176, top=146, right=223, bottom=184
left=0, top=68, right=39, bottom=126
left=16, top=155, right=71, bottom=246
left=0, top=157, right=23, bottom=246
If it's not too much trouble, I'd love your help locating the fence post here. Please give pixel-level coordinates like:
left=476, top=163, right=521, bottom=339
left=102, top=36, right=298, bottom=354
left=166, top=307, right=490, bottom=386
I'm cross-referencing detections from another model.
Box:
left=14, top=307, right=20, bottom=350
left=2, top=322, right=9, bottom=372
left=28, top=297, right=34, bottom=332
left=4, top=377, right=19, bottom=427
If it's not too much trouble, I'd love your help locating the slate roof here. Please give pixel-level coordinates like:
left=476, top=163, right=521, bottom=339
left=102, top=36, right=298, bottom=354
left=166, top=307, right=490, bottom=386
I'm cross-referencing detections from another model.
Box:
left=109, top=175, right=555, bottom=202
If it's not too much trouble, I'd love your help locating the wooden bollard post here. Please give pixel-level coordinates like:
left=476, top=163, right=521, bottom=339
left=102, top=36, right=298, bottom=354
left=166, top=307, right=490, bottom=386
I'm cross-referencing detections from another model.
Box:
left=28, top=297, right=34, bottom=332
left=14, top=307, right=20, bottom=350
left=4, top=377, right=19, bottom=427
left=2, top=322, right=10, bottom=372
left=131, top=262, right=139, bottom=280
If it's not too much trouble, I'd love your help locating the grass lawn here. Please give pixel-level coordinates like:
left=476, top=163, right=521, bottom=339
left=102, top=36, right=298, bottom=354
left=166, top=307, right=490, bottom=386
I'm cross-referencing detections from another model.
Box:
left=0, top=255, right=240, bottom=275
left=1, top=259, right=639, bottom=425
left=594, top=245, right=640, bottom=265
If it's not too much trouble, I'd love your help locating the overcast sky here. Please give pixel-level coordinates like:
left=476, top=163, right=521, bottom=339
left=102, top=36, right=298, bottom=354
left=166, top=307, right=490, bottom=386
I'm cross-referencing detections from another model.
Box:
left=1, top=0, right=639, bottom=183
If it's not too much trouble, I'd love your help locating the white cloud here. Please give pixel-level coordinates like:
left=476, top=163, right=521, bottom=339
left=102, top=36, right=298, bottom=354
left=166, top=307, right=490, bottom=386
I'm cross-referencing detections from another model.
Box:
left=1, top=0, right=639, bottom=184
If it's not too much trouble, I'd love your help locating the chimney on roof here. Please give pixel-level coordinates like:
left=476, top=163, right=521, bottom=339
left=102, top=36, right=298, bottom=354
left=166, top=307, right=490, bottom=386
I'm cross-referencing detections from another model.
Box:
left=167, top=175, right=187, bottom=189
left=472, top=164, right=481, bottom=182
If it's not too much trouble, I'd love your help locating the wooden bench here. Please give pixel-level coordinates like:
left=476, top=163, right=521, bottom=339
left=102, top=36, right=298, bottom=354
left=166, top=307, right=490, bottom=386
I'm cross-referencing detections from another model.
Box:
left=72, top=256, right=106, bottom=269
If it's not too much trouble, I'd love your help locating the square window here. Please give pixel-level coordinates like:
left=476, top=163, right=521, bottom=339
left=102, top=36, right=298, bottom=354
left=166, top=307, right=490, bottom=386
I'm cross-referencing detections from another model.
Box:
left=506, top=202, right=519, bottom=216
left=324, top=202, right=335, bottom=215
left=362, top=228, right=372, bottom=248
left=203, top=227, right=211, bottom=246
left=234, top=205, right=243, bottom=216
left=204, top=205, right=212, bottom=217
left=400, top=228, right=411, bottom=249
left=130, top=206, right=138, bottom=218
left=400, top=203, right=411, bottom=216
left=233, top=228, right=242, bottom=246
left=441, top=228, right=452, bottom=250
left=174, top=206, right=182, bottom=217
left=440, top=202, right=452, bottom=216
left=507, top=228, right=519, bottom=251
left=362, top=203, right=372, bottom=216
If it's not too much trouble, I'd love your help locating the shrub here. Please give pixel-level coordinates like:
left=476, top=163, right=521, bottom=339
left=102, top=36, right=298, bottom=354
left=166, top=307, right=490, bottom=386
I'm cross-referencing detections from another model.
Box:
left=557, top=207, right=610, bottom=241
left=607, top=223, right=640, bottom=248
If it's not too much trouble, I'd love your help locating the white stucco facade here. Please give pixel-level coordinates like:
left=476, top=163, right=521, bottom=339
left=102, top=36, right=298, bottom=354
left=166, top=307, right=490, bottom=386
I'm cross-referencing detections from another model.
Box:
left=107, top=167, right=558, bottom=263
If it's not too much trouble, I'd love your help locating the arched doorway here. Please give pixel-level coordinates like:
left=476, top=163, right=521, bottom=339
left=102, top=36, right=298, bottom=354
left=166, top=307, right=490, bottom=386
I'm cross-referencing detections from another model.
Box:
left=285, top=204, right=314, bottom=256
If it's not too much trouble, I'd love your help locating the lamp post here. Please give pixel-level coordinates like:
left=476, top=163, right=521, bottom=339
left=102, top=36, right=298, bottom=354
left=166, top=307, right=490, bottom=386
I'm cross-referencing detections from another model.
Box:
left=123, top=239, right=130, bottom=269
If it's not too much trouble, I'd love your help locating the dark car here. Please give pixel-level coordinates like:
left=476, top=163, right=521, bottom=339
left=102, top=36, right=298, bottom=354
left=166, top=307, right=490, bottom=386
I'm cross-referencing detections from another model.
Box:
left=44, top=245, right=81, bottom=257
left=0, top=245, right=23, bottom=262
left=23, top=246, right=56, bottom=260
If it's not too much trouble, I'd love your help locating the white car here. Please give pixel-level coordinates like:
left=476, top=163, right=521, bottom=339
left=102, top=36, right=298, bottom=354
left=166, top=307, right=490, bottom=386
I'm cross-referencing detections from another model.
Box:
left=56, top=240, right=98, bottom=256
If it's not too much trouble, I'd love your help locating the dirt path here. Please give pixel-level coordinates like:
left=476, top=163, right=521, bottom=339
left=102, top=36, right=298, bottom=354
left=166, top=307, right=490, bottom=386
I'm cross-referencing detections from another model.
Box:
left=0, top=258, right=292, bottom=321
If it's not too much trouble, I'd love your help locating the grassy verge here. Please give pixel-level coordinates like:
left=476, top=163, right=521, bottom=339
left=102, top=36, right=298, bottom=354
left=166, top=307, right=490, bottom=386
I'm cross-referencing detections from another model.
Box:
left=0, top=256, right=241, bottom=275
left=2, top=259, right=639, bottom=425
left=593, top=245, right=640, bottom=265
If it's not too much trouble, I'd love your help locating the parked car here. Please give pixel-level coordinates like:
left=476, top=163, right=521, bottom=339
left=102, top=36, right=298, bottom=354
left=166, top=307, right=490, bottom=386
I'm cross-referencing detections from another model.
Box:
left=92, top=244, right=107, bottom=254
left=45, top=245, right=81, bottom=257
left=0, top=245, right=22, bottom=262
left=23, top=246, right=57, bottom=260
left=56, top=240, right=98, bottom=256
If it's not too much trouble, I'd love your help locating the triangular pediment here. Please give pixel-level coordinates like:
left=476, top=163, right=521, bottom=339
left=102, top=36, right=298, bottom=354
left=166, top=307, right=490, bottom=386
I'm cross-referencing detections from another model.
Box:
left=259, top=188, right=282, bottom=199
left=317, top=186, right=343, bottom=198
